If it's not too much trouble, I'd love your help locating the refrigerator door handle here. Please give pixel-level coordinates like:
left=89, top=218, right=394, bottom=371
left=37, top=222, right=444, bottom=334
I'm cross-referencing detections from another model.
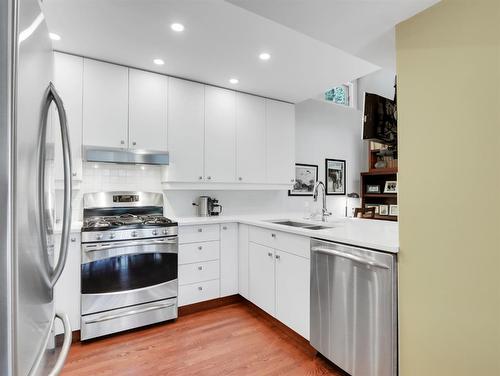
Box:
left=39, top=82, right=72, bottom=287
left=47, top=312, right=72, bottom=376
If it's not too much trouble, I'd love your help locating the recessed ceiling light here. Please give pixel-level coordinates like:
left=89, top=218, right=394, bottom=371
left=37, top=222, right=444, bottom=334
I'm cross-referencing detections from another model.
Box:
left=170, top=23, right=185, bottom=32
left=49, top=32, right=61, bottom=41
left=153, top=58, right=165, bottom=65
left=229, top=78, right=239, bottom=84
left=259, top=52, right=271, bottom=61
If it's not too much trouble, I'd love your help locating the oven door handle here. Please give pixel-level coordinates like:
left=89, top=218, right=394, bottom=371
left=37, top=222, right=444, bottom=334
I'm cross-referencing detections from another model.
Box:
left=84, top=238, right=177, bottom=252
left=83, top=302, right=176, bottom=324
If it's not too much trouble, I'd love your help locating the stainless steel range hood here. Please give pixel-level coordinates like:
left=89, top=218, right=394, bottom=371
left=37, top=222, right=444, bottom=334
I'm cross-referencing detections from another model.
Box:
left=84, top=146, right=169, bottom=165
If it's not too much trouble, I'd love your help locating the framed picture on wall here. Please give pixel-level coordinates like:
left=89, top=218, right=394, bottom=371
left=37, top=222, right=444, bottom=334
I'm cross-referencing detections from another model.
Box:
left=288, top=163, right=318, bottom=196
left=325, top=159, right=346, bottom=195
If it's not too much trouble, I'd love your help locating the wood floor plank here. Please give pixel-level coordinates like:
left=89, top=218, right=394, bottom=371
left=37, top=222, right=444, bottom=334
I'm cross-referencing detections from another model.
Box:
left=62, top=302, right=345, bottom=376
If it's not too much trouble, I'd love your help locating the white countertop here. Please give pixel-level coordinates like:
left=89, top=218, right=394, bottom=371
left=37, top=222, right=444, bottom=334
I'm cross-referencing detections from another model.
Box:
left=174, top=214, right=399, bottom=254
left=55, top=215, right=399, bottom=253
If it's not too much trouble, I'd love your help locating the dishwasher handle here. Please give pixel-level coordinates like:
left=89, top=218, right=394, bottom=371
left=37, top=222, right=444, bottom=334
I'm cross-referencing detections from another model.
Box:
left=311, top=246, right=390, bottom=269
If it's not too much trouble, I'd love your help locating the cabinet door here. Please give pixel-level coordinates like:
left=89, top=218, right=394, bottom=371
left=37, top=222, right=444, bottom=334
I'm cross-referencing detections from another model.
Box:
left=236, top=93, right=266, bottom=183
left=128, top=69, right=168, bottom=151
left=238, top=224, right=249, bottom=299
left=275, top=250, right=310, bottom=339
left=166, top=78, right=204, bottom=182
left=54, top=233, right=81, bottom=335
left=220, top=223, right=238, bottom=296
left=52, top=52, right=83, bottom=181
left=204, top=86, right=236, bottom=182
left=266, top=100, right=295, bottom=184
left=248, top=242, right=275, bottom=316
left=82, top=58, right=128, bottom=148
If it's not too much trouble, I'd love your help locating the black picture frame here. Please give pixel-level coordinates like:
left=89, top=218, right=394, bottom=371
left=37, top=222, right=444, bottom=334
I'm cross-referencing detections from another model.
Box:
left=325, top=159, right=346, bottom=195
left=288, top=163, right=318, bottom=196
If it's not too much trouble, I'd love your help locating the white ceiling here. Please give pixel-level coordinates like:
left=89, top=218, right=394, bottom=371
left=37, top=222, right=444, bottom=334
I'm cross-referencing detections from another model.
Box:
left=228, top=0, right=440, bottom=72
left=42, top=0, right=380, bottom=103
left=42, top=0, right=438, bottom=103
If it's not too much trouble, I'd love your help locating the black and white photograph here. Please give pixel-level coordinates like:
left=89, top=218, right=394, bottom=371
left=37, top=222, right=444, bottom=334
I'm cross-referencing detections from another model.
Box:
left=384, top=180, right=398, bottom=193
left=288, top=163, right=318, bottom=196
left=389, top=204, right=399, bottom=216
left=366, top=184, right=381, bottom=193
left=325, top=159, right=346, bottom=195
left=379, top=204, right=389, bottom=216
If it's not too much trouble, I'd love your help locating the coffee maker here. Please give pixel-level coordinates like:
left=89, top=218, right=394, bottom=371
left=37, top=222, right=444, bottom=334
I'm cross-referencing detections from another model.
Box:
left=192, top=196, right=223, bottom=217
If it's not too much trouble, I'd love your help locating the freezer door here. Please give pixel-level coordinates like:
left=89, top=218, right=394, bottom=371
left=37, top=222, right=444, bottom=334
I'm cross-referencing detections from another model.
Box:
left=310, top=239, right=397, bottom=376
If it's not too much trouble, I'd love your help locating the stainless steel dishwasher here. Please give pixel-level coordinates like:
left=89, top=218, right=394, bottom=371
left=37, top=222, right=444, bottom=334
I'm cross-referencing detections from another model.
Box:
left=310, top=239, right=397, bottom=376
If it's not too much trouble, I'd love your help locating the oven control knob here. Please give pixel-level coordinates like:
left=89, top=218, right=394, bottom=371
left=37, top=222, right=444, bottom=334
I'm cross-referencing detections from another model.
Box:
left=162, top=229, right=168, bottom=235
left=131, top=230, right=138, bottom=238
left=109, top=233, right=116, bottom=240
left=96, top=233, right=103, bottom=240
left=152, top=230, right=158, bottom=236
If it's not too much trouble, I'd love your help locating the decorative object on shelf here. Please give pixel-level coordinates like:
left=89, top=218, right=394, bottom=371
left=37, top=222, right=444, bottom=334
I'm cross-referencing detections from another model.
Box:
left=345, top=192, right=360, bottom=217
left=366, top=184, right=381, bottom=193
left=288, top=163, right=318, bottom=196
left=389, top=204, right=399, bottom=216
left=384, top=181, right=398, bottom=193
left=374, top=155, right=387, bottom=169
left=325, top=159, right=346, bottom=195
left=379, top=205, right=389, bottom=216
left=354, top=207, right=376, bottom=219
left=365, top=204, right=380, bottom=214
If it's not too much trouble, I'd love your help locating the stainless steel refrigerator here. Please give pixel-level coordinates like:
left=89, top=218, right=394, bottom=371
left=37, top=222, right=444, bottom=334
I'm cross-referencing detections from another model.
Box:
left=1, top=0, right=73, bottom=374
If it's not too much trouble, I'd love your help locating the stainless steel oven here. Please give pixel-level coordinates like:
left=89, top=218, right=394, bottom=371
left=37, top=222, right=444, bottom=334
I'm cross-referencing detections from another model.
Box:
left=80, top=192, right=178, bottom=340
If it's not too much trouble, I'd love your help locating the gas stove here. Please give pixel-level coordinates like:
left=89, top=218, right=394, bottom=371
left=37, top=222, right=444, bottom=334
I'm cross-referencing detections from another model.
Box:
left=81, top=192, right=178, bottom=243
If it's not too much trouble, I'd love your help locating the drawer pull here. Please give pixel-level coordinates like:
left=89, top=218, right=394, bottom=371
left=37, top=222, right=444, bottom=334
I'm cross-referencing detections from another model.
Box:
left=198, top=246, right=203, bottom=250
left=198, top=286, right=203, bottom=291
left=198, top=228, right=203, bottom=233
left=70, top=237, right=76, bottom=242
left=222, top=226, right=227, bottom=230
left=267, top=252, right=273, bottom=257
left=198, top=266, right=203, bottom=271
left=275, top=254, right=281, bottom=260
left=271, top=233, right=276, bottom=238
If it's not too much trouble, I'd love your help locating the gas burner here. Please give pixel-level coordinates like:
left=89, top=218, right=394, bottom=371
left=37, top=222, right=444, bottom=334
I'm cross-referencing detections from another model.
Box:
left=141, top=215, right=172, bottom=225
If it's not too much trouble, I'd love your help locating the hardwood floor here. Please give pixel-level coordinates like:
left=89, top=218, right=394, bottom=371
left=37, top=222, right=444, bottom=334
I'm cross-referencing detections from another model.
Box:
left=62, top=301, right=345, bottom=375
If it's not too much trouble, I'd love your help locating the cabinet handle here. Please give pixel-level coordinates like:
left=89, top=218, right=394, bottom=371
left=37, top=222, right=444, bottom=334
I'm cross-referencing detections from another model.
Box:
left=198, top=266, right=203, bottom=271
left=70, top=237, right=76, bottom=242
left=207, top=176, right=211, bottom=180
left=290, top=179, right=294, bottom=183
left=238, top=177, right=242, bottom=181
left=275, top=254, right=280, bottom=260
left=197, top=228, right=203, bottom=233
left=132, top=141, right=136, bottom=146
left=271, top=233, right=276, bottom=238
left=198, top=246, right=203, bottom=250
left=198, top=286, right=203, bottom=291
left=222, top=226, right=227, bottom=230
left=72, top=172, right=77, bottom=177
left=198, top=176, right=203, bottom=180
left=267, top=252, right=273, bottom=257
left=120, top=140, right=125, bottom=145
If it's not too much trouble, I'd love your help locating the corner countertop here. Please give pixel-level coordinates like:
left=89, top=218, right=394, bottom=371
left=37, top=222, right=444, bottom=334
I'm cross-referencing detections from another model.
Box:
left=174, top=214, right=399, bottom=254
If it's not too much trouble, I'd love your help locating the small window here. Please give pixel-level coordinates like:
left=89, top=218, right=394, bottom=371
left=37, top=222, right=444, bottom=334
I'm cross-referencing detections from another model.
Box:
left=324, top=84, right=351, bottom=106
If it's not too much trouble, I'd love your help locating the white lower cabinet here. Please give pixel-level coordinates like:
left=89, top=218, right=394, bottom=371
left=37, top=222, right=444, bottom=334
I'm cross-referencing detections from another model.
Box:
left=275, top=249, right=310, bottom=339
left=54, top=232, right=81, bottom=335
left=248, top=242, right=276, bottom=316
left=238, top=224, right=249, bottom=299
left=247, top=227, right=310, bottom=339
left=178, top=280, right=220, bottom=307
left=220, top=223, right=238, bottom=297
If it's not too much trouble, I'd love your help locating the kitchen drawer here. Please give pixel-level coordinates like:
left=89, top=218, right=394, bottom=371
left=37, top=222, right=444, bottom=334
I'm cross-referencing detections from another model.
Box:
left=248, top=226, right=310, bottom=259
left=178, top=241, right=220, bottom=265
left=179, top=224, right=220, bottom=244
left=178, top=279, right=220, bottom=306
left=179, top=260, right=220, bottom=286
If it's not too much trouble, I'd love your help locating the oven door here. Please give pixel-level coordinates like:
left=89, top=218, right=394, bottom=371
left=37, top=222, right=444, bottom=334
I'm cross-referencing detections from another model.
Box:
left=81, top=236, right=178, bottom=315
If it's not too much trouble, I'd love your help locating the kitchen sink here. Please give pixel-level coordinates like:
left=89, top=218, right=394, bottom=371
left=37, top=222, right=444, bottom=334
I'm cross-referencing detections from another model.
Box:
left=268, top=220, right=333, bottom=230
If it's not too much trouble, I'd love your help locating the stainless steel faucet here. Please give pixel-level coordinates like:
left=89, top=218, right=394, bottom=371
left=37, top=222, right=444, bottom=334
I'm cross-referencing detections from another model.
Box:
left=312, top=181, right=331, bottom=222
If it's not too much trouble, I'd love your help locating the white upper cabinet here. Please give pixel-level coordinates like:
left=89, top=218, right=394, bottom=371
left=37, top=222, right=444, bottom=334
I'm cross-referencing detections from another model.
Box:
left=204, top=86, right=236, bottom=182
left=166, top=78, right=205, bottom=182
left=82, top=58, right=128, bottom=148
left=128, top=69, right=168, bottom=151
left=236, top=93, right=267, bottom=183
left=266, top=100, right=295, bottom=184
left=52, top=52, right=83, bottom=181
